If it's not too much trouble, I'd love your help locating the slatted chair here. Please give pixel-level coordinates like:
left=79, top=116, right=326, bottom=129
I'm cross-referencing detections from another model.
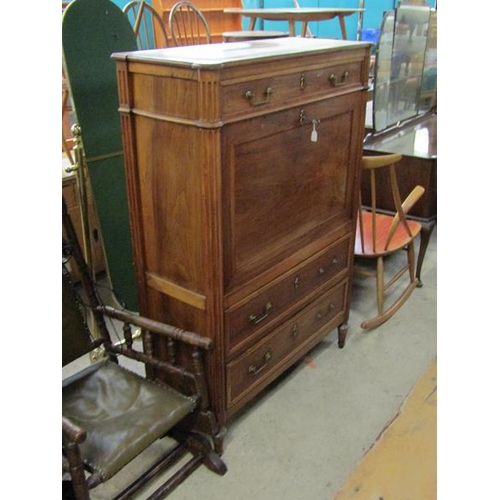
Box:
left=169, top=1, right=212, bottom=46
left=123, top=0, right=169, bottom=49
left=62, top=197, right=227, bottom=500
left=354, top=154, right=425, bottom=330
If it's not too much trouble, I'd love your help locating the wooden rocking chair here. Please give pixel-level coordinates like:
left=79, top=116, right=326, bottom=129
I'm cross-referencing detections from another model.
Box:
left=62, top=197, right=227, bottom=499
left=354, top=154, right=425, bottom=330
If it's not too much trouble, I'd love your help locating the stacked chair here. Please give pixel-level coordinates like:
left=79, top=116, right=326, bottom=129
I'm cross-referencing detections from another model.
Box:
left=123, top=0, right=170, bottom=49
left=169, top=1, right=212, bottom=45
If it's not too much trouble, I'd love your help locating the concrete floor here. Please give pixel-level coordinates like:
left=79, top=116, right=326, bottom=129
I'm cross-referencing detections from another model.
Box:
left=81, top=227, right=437, bottom=500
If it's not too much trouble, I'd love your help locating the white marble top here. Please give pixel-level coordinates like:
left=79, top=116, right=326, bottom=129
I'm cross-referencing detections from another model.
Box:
left=113, top=37, right=369, bottom=68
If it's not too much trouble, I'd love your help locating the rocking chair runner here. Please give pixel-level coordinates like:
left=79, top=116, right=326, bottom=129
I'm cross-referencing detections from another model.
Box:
left=62, top=197, right=227, bottom=500
left=354, top=154, right=425, bottom=330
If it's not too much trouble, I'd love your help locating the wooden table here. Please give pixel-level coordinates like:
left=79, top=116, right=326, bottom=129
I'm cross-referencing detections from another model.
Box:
left=223, top=8, right=363, bottom=39
left=222, top=30, right=290, bottom=43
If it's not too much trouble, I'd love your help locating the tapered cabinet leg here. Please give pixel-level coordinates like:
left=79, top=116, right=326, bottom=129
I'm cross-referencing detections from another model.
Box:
left=338, top=323, right=348, bottom=348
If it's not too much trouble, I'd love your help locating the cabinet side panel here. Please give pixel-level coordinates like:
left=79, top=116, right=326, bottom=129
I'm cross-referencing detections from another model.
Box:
left=130, top=116, right=227, bottom=419
left=133, top=117, right=206, bottom=293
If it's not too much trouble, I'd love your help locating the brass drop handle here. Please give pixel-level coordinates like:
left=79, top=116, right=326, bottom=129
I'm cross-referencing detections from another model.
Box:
left=248, top=351, right=272, bottom=375
left=294, top=277, right=300, bottom=289
left=291, top=324, right=299, bottom=338
left=316, top=302, right=336, bottom=320
left=248, top=302, right=272, bottom=326
left=299, top=109, right=306, bottom=126
left=318, top=267, right=326, bottom=276
left=245, top=87, right=274, bottom=107
left=329, top=71, right=349, bottom=87
left=300, top=73, right=306, bottom=90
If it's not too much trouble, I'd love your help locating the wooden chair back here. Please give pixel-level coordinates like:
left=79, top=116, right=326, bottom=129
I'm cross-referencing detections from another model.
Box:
left=123, top=0, right=169, bottom=49
left=169, top=1, right=212, bottom=46
left=357, top=154, right=425, bottom=256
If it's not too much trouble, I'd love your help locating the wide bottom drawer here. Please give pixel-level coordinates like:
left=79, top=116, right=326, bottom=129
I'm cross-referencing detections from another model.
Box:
left=226, top=279, right=347, bottom=411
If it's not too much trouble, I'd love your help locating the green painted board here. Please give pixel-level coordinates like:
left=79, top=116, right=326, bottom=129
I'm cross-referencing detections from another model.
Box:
left=62, top=0, right=138, bottom=311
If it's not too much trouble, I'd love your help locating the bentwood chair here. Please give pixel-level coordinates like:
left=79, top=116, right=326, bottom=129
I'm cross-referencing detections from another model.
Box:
left=354, top=154, right=425, bottom=330
left=123, top=0, right=169, bottom=49
left=62, top=197, right=227, bottom=499
left=169, top=1, right=212, bottom=45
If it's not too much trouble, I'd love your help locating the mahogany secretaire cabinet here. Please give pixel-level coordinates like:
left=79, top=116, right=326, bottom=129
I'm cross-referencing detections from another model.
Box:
left=113, top=38, right=370, bottom=425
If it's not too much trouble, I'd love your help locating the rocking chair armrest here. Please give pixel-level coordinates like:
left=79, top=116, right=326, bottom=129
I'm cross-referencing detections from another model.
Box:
left=401, top=185, right=425, bottom=215
left=386, top=185, right=426, bottom=248
left=97, top=305, right=214, bottom=351
left=63, top=415, right=86, bottom=444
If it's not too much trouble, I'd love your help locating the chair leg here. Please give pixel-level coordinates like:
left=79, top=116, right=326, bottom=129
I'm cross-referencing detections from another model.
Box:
left=376, top=256, right=385, bottom=316
left=114, top=430, right=227, bottom=500
left=177, top=409, right=226, bottom=456
left=113, top=442, right=189, bottom=500
left=145, top=454, right=205, bottom=500
left=64, top=443, right=90, bottom=500
left=407, top=241, right=416, bottom=282
left=170, top=429, right=228, bottom=476
left=338, top=322, right=348, bottom=348
left=213, top=426, right=227, bottom=456
left=190, top=433, right=228, bottom=475
left=360, top=246, right=420, bottom=330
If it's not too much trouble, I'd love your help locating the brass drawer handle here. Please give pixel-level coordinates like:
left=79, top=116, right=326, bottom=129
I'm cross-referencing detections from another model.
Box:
left=248, top=302, right=272, bottom=326
left=300, top=73, right=306, bottom=90
left=294, top=277, right=300, bottom=289
left=331, top=258, right=338, bottom=266
left=291, top=324, right=299, bottom=338
left=245, top=87, right=274, bottom=107
left=318, top=267, right=326, bottom=276
left=329, top=71, right=349, bottom=87
left=248, top=351, right=272, bottom=375
left=316, top=303, right=336, bottom=320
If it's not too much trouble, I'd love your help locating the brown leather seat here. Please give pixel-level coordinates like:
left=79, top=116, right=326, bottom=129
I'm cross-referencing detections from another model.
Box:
left=62, top=197, right=227, bottom=499
left=63, top=360, right=196, bottom=481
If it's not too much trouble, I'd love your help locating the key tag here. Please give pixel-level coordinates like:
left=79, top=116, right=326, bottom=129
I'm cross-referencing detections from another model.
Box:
left=311, top=119, right=319, bottom=143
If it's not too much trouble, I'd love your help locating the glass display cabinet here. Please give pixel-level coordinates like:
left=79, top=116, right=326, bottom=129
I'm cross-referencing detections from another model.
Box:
left=363, top=3, right=437, bottom=285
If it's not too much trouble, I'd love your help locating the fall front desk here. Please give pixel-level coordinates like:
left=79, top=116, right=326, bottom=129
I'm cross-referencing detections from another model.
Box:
left=113, top=38, right=371, bottom=424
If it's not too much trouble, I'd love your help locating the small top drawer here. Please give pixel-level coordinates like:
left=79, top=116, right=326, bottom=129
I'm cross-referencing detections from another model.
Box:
left=225, top=237, right=350, bottom=353
left=222, top=58, right=365, bottom=119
